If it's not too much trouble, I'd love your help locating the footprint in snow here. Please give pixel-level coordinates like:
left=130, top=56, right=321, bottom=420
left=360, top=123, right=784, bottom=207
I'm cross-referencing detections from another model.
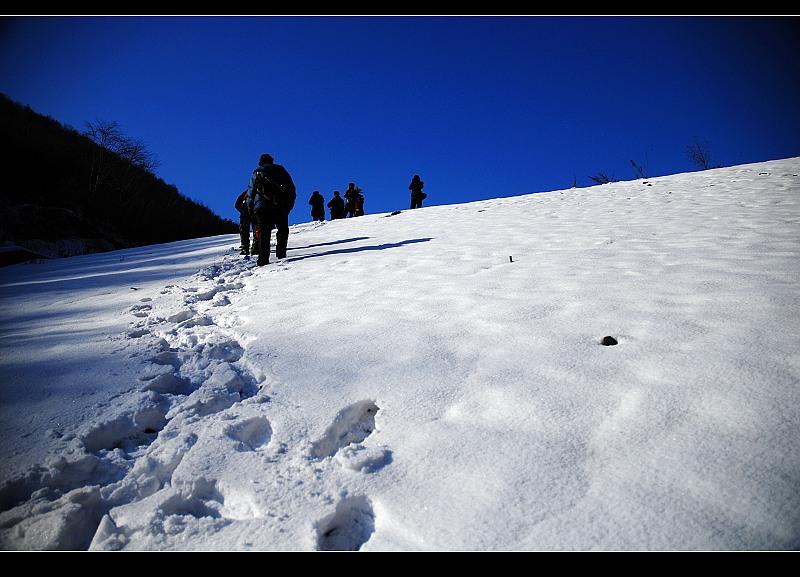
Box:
left=127, top=328, right=150, bottom=339
left=157, top=479, right=227, bottom=521
left=80, top=404, right=169, bottom=454
left=148, top=351, right=181, bottom=369
left=212, top=296, right=231, bottom=307
left=166, top=310, right=194, bottom=324
left=335, top=444, right=393, bottom=473
left=310, top=400, right=379, bottom=460
left=176, top=315, right=215, bottom=330
left=202, top=339, right=244, bottom=362
left=224, top=417, right=272, bottom=452
left=140, top=370, right=192, bottom=395
left=315, top=495, right=376, bottom=551
left=165, top=364, right=258, bottom=420
left=130, top=304, right=152, bottom=318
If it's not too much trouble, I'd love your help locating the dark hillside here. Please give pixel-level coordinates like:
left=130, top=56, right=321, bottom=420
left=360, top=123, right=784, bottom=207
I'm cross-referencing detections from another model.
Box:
left=0, top=94, right=236, bottom=264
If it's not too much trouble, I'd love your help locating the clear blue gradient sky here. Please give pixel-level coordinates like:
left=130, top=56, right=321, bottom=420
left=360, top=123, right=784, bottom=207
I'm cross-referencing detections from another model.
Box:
left=2, top=16, right=799, bottom=225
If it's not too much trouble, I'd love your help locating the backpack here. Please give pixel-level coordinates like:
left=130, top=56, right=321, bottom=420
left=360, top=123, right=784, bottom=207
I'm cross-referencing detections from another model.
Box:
left=253, top=168, right=281, bottom=207
left=254, top=165, right=297, bottom=212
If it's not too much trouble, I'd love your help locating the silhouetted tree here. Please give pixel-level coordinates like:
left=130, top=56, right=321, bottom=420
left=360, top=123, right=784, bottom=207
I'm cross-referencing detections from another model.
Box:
left=630, top=159, right=647, bottom=179
left=588, top=173, right=615, bottom=185
left=686, top=140, right=716, bottom=170
left=85, top=119, right=122, bottom=199
left=84, top=120, right=159, bottom=201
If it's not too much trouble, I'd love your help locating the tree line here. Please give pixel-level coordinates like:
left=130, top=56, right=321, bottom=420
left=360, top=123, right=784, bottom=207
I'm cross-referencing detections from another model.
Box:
left=0, top=93, right=236, bottom=259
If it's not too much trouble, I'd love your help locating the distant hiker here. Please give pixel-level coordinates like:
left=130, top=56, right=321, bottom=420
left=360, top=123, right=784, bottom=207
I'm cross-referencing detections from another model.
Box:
left=409, top=175, right=426, bottom=209
left=354, top=189, right=365, bottom=217
left=328, top=191, right=345, bottom=220
left=343, top=182, right=361, bottom=218
left=237, top=191, right=262, bottom=256
left=235, top=190, right=251, bottom=255
left=309, top=190, right=325, bottom=222
left=246, top=153, right=297, bottom=266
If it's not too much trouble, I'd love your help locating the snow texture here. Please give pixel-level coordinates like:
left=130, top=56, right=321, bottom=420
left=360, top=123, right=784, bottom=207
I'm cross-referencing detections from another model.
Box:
left=1, top=159, right=799, bottom=550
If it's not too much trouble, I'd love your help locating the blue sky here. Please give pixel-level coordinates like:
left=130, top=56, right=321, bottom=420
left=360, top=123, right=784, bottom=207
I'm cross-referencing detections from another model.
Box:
left=2, top=16, right=799, bottom=225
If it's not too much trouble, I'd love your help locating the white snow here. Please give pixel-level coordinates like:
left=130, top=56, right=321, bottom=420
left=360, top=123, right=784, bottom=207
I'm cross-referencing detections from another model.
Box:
left=1, top=158, right=798, bottom=550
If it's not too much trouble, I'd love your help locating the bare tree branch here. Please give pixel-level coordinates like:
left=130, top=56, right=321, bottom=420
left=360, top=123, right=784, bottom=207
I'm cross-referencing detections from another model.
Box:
left=687, top=141, right=712, bottom=170
left=588, top=173, right=615, bottom=185
left=84, top=120, right=160, bottom=199
left=630, top=159, right=648, bottom=179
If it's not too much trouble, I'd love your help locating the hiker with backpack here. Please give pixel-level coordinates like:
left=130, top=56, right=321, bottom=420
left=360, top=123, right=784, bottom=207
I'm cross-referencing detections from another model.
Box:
left=354, top=189, right=365, bottom=217
left=309, top=190, right=325, bottom=222
left=343, top=182, right=361, bottom=218
left=246, top=153, right=297, bottom=266
left=328, top=191, right=345, bottom=220
left=409, top=175, right=426, bottom=209
left=234, top=190, right=251, bottom=256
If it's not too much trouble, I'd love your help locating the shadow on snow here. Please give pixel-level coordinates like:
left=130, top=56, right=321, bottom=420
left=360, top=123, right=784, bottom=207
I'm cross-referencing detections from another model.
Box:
left=290, top=237, right=370, bottom=251
left=286, top=238, right=433, bottom=263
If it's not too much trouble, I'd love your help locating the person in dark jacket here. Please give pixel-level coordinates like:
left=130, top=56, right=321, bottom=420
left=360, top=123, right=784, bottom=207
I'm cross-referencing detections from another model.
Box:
left=309, top=190, right=325, bottom=222
left=235, top=190, right=251, bottom=255
left=409, top=175, right=426, bottom=209
left=354, top=190, right=365, bottom=217
left=246, top=153, right=296, bottom=266
left=327, top=191, right=345, bottom=220
left=343, top=182, right=361, bottom=218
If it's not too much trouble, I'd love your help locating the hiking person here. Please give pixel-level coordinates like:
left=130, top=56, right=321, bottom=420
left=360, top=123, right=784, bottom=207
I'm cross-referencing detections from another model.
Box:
left=246, top=153, right=296, bottom=266
left=234, top=190, right=251, bottom=256
left=343, top=182, right=361, bottom=218
left=309, top=190, right=325, bottom=222
left=354, top=189, right=365, bottom=217
left=328, top=191, right=345, bottom=220
left=409, top=175, right=426, bottom=209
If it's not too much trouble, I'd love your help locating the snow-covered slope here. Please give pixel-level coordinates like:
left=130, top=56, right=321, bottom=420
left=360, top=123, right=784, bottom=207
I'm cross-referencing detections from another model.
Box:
left=1, top=158, right=798, bottom=550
